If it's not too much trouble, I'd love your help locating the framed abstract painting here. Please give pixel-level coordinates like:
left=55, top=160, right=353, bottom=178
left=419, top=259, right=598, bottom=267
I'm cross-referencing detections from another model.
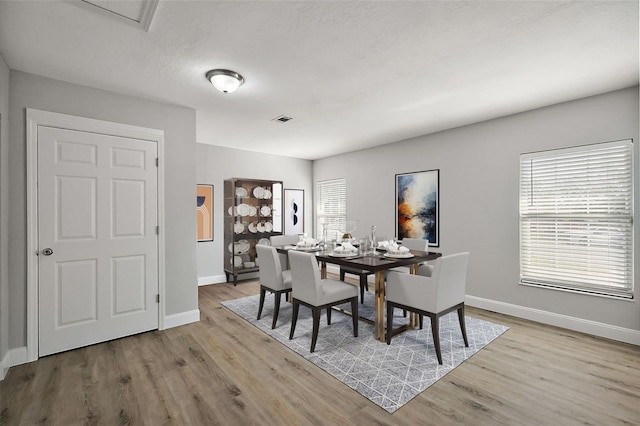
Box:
left=284, top=188, right=304, bottom=235
left=395, top=169, right=439, bottom=246
left=196, top=184, right=214, bottom=242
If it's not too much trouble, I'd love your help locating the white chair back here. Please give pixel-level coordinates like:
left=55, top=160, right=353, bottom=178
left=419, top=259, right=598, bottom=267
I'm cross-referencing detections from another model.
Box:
left=270, top=235, right=300, bottom=270
left=288, top=250, right=322, bottom=305
left=270, top=235, right=300, bottom=246
left=431, top=252, right=469, bottom=312
left=400, top=238, right=429, bottom=251
left=256, top=244, right=287, bottom=291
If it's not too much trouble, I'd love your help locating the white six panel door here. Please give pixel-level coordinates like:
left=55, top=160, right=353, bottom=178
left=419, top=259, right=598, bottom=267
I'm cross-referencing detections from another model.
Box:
left=38, top=126, right=158, bottom=356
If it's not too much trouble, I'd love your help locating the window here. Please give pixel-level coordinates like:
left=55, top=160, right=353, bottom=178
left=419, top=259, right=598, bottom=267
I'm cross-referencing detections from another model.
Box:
left=316, top=178, right=346, bottom=240
left=519, top=139, right=634, bottom=299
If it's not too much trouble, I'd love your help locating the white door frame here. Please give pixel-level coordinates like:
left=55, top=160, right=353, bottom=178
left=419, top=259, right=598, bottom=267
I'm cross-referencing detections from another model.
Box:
left=26, top=108, right=166, bottom=362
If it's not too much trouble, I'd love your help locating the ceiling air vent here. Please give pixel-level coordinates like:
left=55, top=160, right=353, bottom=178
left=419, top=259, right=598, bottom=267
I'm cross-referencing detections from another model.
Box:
left=271, top=115, right=293, bottom=123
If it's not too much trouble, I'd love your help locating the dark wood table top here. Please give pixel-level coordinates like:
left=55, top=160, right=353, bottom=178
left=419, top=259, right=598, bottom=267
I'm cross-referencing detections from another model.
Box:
left=274, top=245, right=441, bottom=273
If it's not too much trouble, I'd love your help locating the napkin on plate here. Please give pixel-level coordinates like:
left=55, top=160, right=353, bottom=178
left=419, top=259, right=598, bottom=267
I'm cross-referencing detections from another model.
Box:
left=387, top=242, right=410, bottom=254
left=296, top=237, right=317, bottom=247
left=377, top=240, right=389, bottom=248
left=334, top=242, right=357, bottom=253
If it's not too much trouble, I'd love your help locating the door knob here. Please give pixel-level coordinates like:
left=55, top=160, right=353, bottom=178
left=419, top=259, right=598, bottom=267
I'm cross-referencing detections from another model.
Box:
left=42, top=248, right=54, bottom=256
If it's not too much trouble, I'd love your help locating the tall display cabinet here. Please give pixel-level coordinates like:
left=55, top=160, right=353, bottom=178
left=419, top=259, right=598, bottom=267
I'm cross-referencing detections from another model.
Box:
left=224, top=178, right=283, bottom=285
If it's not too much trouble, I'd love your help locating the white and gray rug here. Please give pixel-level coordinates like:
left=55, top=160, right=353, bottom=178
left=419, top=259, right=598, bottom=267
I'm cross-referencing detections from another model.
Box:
left=222, top=293, right=508, bottom=413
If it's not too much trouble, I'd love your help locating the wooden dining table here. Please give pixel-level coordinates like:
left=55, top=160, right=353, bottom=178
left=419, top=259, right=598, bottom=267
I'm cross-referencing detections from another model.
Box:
left=275, top=245, right=441, bottom=342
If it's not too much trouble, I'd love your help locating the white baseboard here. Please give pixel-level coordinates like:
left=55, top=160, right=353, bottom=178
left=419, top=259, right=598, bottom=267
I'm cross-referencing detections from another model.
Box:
left=163, top=309, right=200, bottom=329
left=1, top=346, right=28, bottom=381
left=198, top=275, right=227, bottom=286
left=197, top=273, right=261, bottom=286
left=466, top=295, right=640, bottom=346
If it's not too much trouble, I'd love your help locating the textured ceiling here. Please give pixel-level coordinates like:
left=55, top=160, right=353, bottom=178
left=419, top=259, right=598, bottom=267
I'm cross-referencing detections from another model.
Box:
left=0, top=1, right=637, bottom=160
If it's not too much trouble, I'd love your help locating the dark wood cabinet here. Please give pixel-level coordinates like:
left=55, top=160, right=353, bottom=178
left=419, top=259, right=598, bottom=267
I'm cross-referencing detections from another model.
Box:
left=224, top=178, right=283, bottom=285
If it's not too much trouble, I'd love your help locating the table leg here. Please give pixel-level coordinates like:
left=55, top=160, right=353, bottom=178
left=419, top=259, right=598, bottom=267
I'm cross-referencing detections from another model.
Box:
left=409, top=263, right=419, bottom=328
left=320, top=261, right=327, bottom=279
left=374, top=271, right=385, bottom=341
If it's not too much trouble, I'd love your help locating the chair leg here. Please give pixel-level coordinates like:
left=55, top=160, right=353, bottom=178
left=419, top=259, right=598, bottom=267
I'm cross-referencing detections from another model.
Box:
left=257, top=286, right=266, bottom=320
left=457, top=306, right=469, bottom=347
left=430, top=315, right=443, bottom=364
left=339, top=270, right=346, bottom=281
left=350, top=297, right=359, bottom=337
left=310, top=307, right=321, bottom=353
left=289, top=300, right=299, bottom=340
left=271, top=291, right=282, bottom=329
left=419, top=315, right=423, bottom=329
left=386, top=302, right=394, bottom=344
left=359, top=274, right=367, bottom=304
left=327, top=307, right=332, bottom=325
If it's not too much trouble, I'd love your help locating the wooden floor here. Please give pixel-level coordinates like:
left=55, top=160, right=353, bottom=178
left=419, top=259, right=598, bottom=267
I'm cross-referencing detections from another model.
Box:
left=2, top=278, right=639, bottom=425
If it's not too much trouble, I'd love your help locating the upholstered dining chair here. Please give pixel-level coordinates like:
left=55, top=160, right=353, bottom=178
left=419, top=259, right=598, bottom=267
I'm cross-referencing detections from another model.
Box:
left=270, top=234, right=300, bottom=271
left=339, top=267, right=372, bottom=304
left=386, top=252, right=470, bottom=364
left=288, top=250, right=359, bottom=353
left=256, top=244, right=293, bottom=329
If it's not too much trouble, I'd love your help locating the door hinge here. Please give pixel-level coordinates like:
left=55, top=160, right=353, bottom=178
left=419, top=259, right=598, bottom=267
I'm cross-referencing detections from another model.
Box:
left=156, top=158, right=159, bottom=167
left=156, top=294, right=160, bottom=303
left=156, top=226, right=159, bottom=235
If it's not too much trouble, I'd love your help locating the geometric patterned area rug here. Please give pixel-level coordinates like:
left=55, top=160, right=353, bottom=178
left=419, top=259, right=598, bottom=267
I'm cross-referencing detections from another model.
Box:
left=222, top=293, right=508, bottom=413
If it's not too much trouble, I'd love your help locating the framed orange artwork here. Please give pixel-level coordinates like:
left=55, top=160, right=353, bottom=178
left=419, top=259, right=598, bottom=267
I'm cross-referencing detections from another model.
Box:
left=197, top=184, right=214, bottom=242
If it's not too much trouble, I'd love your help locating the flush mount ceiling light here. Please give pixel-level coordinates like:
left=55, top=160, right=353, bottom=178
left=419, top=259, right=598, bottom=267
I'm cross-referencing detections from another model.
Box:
left=206, top=69, right=244, bottom=94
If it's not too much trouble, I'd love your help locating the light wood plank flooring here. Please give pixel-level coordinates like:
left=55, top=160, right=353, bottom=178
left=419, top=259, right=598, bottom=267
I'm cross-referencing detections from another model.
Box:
left=2, top=278, right=639, bottom=425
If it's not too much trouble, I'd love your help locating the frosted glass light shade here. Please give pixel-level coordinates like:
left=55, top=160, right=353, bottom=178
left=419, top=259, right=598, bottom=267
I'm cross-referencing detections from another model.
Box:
left=206, top=69, right=244, bottom=94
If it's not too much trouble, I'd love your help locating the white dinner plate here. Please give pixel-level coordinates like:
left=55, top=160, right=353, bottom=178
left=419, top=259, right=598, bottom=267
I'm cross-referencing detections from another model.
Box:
left=248, top=206, right=257, bottom=216
left=295, top=245, right=321, bottom=252
left=234, top=222, right=245, bottom=234
left=265, top=222, right=273, bottom=232
left=257, top=238, right=270, bottom=246
left=248, top=222, right=258, bottom=233
left=329, top=251, right=359, bottom=257
left=235, top=187, right=248, bottom=197
left=257, top=223, right=266, bottom=232
left=384, top=252, right=414, bottom=259
left=260, top=205, right=271, bottom=216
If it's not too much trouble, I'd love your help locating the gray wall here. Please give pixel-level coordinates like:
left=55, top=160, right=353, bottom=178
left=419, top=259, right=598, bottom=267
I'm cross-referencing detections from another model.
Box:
left=8, top=71, right=198, bottom=349
left=314, top=87, right=640, bottom=331
left=195, top=143, right=312, bottom=283
left=0, top=53, right=9, bottom=366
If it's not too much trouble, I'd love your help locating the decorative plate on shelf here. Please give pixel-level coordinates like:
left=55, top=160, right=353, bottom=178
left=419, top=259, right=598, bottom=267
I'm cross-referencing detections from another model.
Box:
left=257, top=238, right=270, bottom=246
left=253, top=187, right=265, bottom=198
left=248, top=222, right=258, bottom=233
left=235, top=187, right=248, bottom=197
left=265, top=222, right=273, bottom=232
left=237, top=204, right=250, bottom=216
left=237, top=240, right=250, bottom=253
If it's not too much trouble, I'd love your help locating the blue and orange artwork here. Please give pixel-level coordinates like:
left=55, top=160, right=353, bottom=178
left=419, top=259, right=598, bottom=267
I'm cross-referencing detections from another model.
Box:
left=396, top=170, right=438, bottom=245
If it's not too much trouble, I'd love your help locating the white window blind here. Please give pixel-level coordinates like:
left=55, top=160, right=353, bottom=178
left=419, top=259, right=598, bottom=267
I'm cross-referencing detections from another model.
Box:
left=519, top=139, right=634, bottom=299
left=316, top=178, right=346, bottom=240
